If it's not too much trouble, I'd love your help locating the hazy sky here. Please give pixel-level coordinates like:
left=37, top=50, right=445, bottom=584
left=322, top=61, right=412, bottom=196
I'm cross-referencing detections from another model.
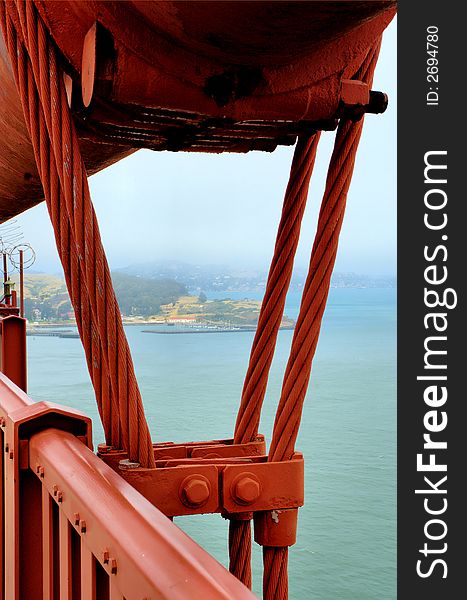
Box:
left=9, top=19, right=396, bottom=277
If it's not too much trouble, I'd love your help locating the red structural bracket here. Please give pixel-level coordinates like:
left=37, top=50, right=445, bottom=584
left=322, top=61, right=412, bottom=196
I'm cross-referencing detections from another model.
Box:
left=99, top=434, right=266, bottom=464
left=0, top=315, right=26, bottom=392
left=222, top=453, right=304, bottom=513
left=99, top=443, right=303, bottom=519
left=118, top=463, right=220, bottom=517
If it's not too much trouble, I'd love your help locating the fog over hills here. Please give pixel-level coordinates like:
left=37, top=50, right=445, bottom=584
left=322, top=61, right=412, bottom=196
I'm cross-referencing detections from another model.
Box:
left=116, top=260, right=396, bottom=292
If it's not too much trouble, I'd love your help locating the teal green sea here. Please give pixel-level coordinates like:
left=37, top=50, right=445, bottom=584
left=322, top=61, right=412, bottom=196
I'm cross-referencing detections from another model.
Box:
left=26, top=287, right=396, bottom=599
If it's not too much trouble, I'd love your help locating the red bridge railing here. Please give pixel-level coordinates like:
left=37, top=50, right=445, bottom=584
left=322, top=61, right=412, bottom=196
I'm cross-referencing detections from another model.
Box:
left=0, top=373, right=255, bottom=600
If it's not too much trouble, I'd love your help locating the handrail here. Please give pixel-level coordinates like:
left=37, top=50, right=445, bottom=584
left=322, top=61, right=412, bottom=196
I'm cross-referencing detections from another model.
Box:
left=0, top=373, right=256, bottom=599
left=30, top=428, right=255, bottom=599
left=0, top=366, right=31, bottom=412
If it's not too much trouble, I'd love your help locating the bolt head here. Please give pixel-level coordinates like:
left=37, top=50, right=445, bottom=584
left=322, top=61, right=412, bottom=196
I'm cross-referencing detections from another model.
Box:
left=340, top=79, right=369, bottom=107
left=234, top=476, right=261, bottom=505
left=181, top=477, right=210, bottom=507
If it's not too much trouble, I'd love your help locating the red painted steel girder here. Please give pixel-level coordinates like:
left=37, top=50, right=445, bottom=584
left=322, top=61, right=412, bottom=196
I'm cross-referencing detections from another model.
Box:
left=0, top=1, right=396, bottom=221
left=0, top=372, right=93, bottom=598
left=0, top=31, right=135, bottom=222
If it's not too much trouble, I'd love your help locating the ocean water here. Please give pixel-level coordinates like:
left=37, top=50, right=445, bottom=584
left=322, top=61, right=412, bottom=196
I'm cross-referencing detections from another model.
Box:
left=26, top=288, right=396, bottom=599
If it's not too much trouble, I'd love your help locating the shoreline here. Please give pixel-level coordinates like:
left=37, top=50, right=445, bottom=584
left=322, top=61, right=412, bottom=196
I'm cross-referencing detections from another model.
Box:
left=26, top=322, right=295, bottom=336
left=141, top=326, right=294, bottom=335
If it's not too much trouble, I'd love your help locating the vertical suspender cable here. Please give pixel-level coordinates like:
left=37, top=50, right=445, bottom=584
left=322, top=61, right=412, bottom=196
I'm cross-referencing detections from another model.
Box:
left=229, top=133, right=321, bottom=587
left=0, top=0, right=155, bottom=467
left=263, top=39, right=382, bottom=600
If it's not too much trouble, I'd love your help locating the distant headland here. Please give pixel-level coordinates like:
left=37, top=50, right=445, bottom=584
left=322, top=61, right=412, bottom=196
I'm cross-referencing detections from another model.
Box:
left=16, top=261, right=395, bottom=328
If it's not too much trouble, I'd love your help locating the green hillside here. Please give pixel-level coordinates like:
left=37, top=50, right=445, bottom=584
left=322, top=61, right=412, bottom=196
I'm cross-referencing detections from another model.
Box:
left=111, top=273, right=186, bottom=317
left=12, top=272, right=293, bottom=328
left=19, top=273, right=67, bottom=298
left=14, top=272, right=187, bottom=321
